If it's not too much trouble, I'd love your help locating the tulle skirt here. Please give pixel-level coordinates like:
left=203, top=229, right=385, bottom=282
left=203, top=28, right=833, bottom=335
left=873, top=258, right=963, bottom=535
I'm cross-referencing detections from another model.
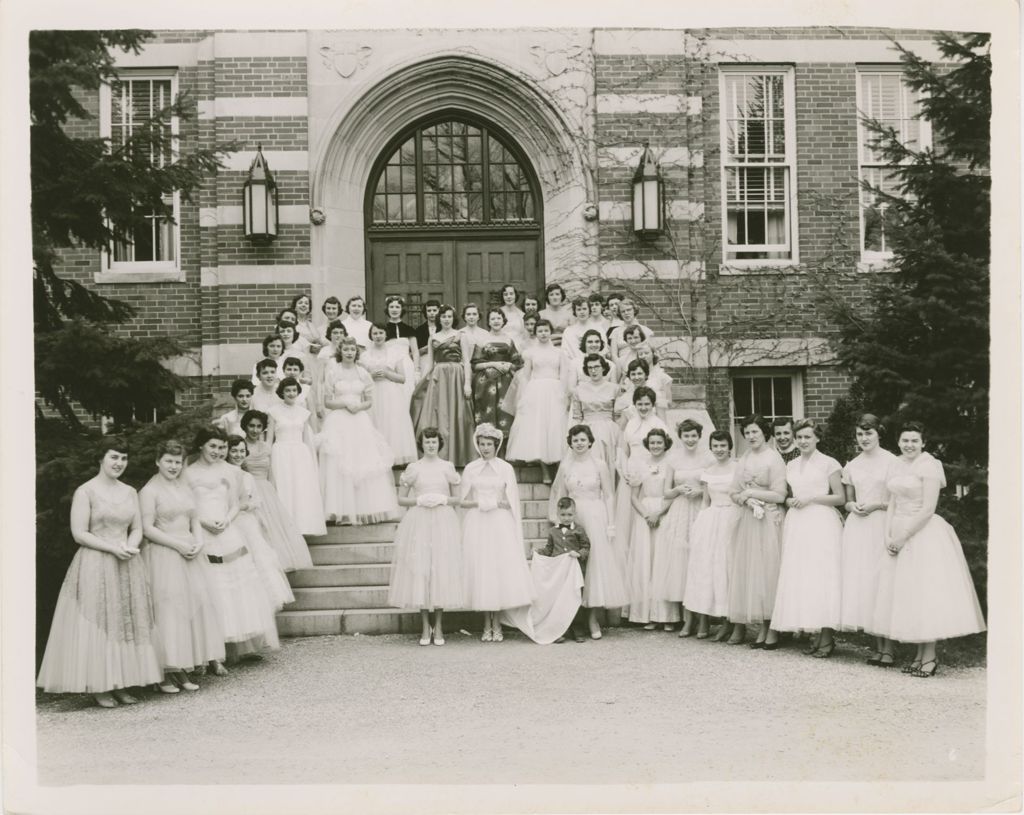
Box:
left=506, top=378, right=566, bottom=463
left=319, top=408, right=398, bottom=525
left=462, top=508, right=533, bottom=611
left=410, top=362, right=476, bottom=468
left=369, top=376, right=418, bottom=466
left=727, top=505, right=783, bottom=623
left=683, top=504, right=739, bottom=617
left=838, top=510, right=886, bottom=632
left=388, top=505, right=464, bottom=610
left=202, top=523, right=280, bottom=656
left=770, top=505, right=843, bottom=632
left=270, top=441, right=327, bottom=536
left=37, top=547, right=164, bottom=693
left=251, top=477, right=313, bottom=571
left=234, top=511, right=295, bottom=611
left=501, top=554, right=585, bottom=644
left=653, top=494, right=703, bottom=603
left=584, top=417, right=621, bottom=480
left=142, top=542, right=225, bottom=671
left=574, top=496, right=629, bottom=609
left=627, top=497, right=680, bottom=623
left=870, top=514, right=986, bottom=642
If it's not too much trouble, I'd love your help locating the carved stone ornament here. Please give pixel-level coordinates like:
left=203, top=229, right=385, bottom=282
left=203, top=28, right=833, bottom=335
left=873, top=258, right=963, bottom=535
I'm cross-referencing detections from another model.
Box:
left=310, top=207, right=326, bottom=226
left=582, top=203, right=598, bottom=222
left=319, top=44, right=373, bottom=79
left=529, top=44, right=583, bottom=77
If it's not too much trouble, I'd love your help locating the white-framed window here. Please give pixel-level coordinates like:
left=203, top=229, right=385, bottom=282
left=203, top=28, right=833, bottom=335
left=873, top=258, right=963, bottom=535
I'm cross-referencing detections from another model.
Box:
left=97, top=70, right=182, bottom=281
left=729, top=368, right=803, bottom=454
left=857, top=68, right=932, bottom=261
left=719, top=67, right=797, bottom=265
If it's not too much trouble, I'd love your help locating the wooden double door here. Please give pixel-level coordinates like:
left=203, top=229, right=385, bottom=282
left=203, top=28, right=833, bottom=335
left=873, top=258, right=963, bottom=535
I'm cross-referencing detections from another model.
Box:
left=367, top=236, right=541, bottom=320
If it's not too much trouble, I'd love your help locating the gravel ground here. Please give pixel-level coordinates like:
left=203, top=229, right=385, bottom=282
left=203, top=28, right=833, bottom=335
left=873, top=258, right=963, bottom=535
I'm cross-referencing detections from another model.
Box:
left=36, top=628, right=985, bottom=785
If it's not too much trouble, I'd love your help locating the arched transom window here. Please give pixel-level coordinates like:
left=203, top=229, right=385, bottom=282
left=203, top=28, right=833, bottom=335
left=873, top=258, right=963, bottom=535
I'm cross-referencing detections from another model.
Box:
left=371, top=119, right=538, bottom=226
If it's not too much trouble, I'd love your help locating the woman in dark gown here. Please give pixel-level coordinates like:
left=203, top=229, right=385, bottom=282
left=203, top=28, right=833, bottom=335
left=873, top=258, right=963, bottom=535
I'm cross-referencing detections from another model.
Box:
left=470, top=308, right=522, bottom=444
left=410, top=305, right=476, bottom=467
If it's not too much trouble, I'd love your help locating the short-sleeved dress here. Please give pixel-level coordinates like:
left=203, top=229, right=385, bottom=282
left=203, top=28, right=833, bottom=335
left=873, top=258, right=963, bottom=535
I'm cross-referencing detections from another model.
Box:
left=683, top=464, right=740, bottom=617
left=613, top=414, right=669, bottom=572
left=838, top=449, right=896, bottom=632
left=37, top=484, right=164, bottom=693
left=654, top=449, right=715, bottom=604
left=140, top=476, right=225, bottom=672
left=626, top=456, right=679, bottom=624
left=770, top=451, right=844, bottom=632
left=727, top=448, right=785, bottom=624
left=269, top=402, right=327, bottom=536
left=506, top=342, right=566, bottom=464
left=869, top=453, right=986, bottom=642
left=387, top=458, right=464, bottom=610
left=241, top=438, right=313, bottom=571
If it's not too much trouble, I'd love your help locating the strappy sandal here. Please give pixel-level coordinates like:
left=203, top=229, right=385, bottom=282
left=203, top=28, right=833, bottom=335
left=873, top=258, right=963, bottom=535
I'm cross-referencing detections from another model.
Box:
left=911, top=659, right=938, bottom=678
left=812, top=641, right=836, bottom=659
left=902, top=660, right=922, bottom=675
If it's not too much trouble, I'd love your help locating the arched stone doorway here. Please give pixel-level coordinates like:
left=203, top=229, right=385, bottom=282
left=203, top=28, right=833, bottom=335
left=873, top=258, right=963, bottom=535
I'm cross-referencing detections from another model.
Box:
left=364, top=113, right=543, bottom=316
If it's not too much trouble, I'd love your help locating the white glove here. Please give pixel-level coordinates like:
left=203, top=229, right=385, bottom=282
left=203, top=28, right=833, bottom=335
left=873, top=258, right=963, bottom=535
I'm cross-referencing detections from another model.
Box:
left=477, top=494, right=498, bottom=512
left=416, top=493, right=448, bottom=508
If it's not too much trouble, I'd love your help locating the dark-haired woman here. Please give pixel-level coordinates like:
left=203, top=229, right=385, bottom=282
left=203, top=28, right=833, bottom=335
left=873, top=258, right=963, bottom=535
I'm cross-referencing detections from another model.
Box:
left=240, top=409, right=313, bottom=571
left=185, top=428, right=279, bottom=665
left=140, top=440, right=224, bottom=694
left=838, top=414, right=897, bottom=664
left=388, top=428, right=464, bottom=646
left=683, top=430, right=740, bottom=638
left=414, top=300, right=441, bottom=360
left=570, top=352, right=622, bottom=479
left=726, top=415, right=786, bottom=647
left=499, top=284, right=527, bottom=344
left=548, top=424, right=628, bottom=639
left=37, top=440, right=164, bottom=707
left=411, top=305, right=477, bottom=467
left=626, top=429, right=677, bottom=628
left=291, top=293, right=323, bottom=355
left=506, top=318, right=566, bottom=482
left=657, top=420, right=714, bottom=635
left=383, top=295, right=420, bottom=401
left=317, top=296, right=344, bottom=344
left=341, top=295, right=372, bottom=349
left=470, top=307, right=522, bottom=440
left=539, top=283, right=571, bottom=346
left=363, top=322, right=418, bottom=466
left=870, top=422, right=986, bottom=677
left=252, top=334, right=285, bottom=385
left=615, top=359, right=652, bottom=428
left=320, top=337, right=399, bottom=525
left=615, top=324, right=647, bottom=378
left=269, top=377, right=327, bottom=536
left=560, top=298, right=593, bottom=368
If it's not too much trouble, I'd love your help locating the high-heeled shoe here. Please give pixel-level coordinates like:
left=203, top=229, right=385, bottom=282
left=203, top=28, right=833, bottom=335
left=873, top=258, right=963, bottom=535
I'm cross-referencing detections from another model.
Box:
left=812, top=641, right=836, bottom=659
left=902, top=660, right=922, bottom=675
left=94, top=692, right=118, bottom=709
left=911, top=659, right=938, bottom=677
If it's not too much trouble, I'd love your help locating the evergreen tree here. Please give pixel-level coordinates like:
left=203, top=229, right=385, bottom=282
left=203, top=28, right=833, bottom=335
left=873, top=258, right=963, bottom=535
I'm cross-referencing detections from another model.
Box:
left=828, top=33, right=990, bottom=509
left=31, top=30, right=236, bottom=428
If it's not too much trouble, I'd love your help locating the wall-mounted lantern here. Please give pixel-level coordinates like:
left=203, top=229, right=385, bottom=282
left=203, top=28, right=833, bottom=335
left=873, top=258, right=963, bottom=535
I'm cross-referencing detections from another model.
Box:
left=242, top=144, right=279, bottom=242
left=632, top=143, right=664, bottom=239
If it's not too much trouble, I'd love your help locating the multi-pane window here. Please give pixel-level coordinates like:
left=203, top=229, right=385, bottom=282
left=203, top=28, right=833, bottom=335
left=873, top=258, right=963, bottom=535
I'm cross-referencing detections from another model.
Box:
left=372, top=119, right=536, bottom=226
left=730, top=371, right=803, bottom=453
left=857, top=69, right=931, bottom=257
left=104, top=74, right=179, bottom=268
left=720, top=69, right=795, bottom=262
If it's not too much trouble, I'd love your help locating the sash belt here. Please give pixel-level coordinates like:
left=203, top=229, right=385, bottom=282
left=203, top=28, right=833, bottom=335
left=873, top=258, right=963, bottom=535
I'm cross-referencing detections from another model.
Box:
left=207, top=546, right=248, bottom=564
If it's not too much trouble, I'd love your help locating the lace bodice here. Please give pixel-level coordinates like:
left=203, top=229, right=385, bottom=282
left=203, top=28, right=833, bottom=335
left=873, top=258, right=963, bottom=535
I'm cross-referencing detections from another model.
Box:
left=145, top=478, right=194, bottom=536
left=887, top=453, right=945, bottom=518
left=842, top=449, right=896, bottom=505
left=525, top=343, right=562, bottom=380
left=431, top=334, right=465, bottom=364
left=786, top=450, right=841, bottom=502
left=399, top=458, right=460, bottom=497
left=82, top=484, right=137, bottom=544
left=241, top=440, right=272, bottom=480
left=574, top=381, right=618, bottom=422
left=271, top=403, right=311, bottom=443
left=562, top=455, right=604, bottom=501
left=702, top=466, right=738, bottom=506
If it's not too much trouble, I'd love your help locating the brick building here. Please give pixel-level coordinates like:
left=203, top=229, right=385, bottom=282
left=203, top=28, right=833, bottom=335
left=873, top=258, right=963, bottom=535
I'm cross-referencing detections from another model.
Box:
left=54, top=27, right=947, bottom=442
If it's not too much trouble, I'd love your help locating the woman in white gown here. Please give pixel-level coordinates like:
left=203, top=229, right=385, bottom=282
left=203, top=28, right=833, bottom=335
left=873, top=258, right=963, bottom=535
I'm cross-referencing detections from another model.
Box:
left=499, top=283, right=527, bottom=345
left=548, top=424, right=629, bottom=639
left=268, top=377, right=327, bottom=536
left=570, top=353, right=622, bottom=482
left=319, top=337, right=399, bottom=525
left=460, top=424, right=533, bottom=642
left=506, top=319, right=566, bottom=481
left=770, top=419, right=845, bottom=657
left=870, top=421, right=985, bottom=677
left=838, top=414, right=897, bottom=666
left=362, top=322, right=418, bottom=465
left=341, top=295, right=372, bottom=350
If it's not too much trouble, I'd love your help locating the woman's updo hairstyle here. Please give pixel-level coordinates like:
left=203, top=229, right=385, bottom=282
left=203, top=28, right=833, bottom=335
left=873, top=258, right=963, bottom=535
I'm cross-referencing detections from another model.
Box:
left=793, top=418, right=821, bottom=438
left=642, top=427, right=673, bottom=451
left=856, top=413, right=885, bottom=434
left=566, top=423, right=595, bottom=446
left=632, top=385, right=657, bottom=406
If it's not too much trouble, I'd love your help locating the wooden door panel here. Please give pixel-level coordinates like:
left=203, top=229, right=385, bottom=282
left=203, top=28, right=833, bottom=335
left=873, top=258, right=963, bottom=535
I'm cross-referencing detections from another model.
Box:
left=455, top=239, right=538, bottom=312
left=370, top=240, right=453, bottom=318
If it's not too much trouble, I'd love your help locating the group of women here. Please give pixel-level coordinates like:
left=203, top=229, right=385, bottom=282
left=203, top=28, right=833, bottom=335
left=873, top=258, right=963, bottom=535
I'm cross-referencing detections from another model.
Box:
left=37, top=428, right=302, bottom=708
left=37, top=286, right=986, bottom=708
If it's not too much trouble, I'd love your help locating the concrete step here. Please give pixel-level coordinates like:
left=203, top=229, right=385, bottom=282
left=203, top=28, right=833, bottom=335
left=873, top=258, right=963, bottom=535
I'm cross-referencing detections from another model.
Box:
left=289, top=564, right=391, bottom=588
left=521, top=499, right=551, bottom=519
left=287, top=586, right=390, bottom=610
left=276, top=607, right=481, bottom=637
left=309, top=542, right=395, bottom=566
left=307, top=523, right=400, bottom=544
